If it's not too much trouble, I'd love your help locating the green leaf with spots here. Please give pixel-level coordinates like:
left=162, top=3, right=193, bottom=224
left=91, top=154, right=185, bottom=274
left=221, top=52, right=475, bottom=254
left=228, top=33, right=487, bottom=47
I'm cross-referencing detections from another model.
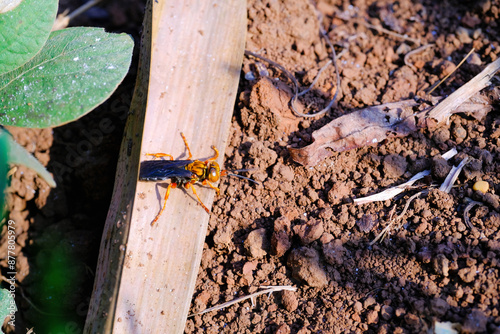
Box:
left=0, top=0, right=58, bottom=74
left=0, top=27, right=134, bottom=128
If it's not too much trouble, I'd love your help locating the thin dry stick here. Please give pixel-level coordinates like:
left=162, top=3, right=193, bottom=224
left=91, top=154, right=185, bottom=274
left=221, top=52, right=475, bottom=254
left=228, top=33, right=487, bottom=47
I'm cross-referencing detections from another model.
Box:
left=428, top=48, right=476, bottom=95
left=52, top=0, right=105, bottom=31
left=66, top=0, right=104, bottom=21
left=395, top=191, right=427, bottom=223
left=370, top=191, right=426, bottom=245
left=369, top=204, right=397, bottom=246
left=427, top=57, right=500, bottom=125
left=363, top=22, right=421, bottom=45
left=298, top=60, right=332, bottom=96
left=354, top=170, right=430, bottom=205
left=189, top=285, right=296, bottom=317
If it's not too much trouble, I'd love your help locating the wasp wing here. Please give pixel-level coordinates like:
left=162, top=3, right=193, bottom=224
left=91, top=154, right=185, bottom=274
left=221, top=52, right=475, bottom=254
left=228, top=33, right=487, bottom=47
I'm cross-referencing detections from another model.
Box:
left=139, top=160, right=194, bottom=181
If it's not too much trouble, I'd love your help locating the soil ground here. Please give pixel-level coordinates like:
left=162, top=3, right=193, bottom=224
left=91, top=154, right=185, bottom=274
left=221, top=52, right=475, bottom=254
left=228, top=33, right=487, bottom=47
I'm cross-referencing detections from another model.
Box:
left=2, top=0, right=500, bottom=333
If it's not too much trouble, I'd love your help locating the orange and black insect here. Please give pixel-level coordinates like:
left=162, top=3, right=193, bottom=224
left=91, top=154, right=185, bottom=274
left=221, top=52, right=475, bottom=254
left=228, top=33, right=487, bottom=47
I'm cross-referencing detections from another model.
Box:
left=139, top=132, right=249, bottom=226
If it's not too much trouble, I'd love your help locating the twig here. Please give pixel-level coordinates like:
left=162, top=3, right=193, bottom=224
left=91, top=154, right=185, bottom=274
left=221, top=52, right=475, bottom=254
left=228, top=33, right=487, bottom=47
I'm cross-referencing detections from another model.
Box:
left=67, top=0, right=104, bottom=21
left=427, top=48, right=476, bottom=95
left=298, top=60, right=332, bottom=97
left=52, top=0, right=105, bottom=31
left=244, top=51, right=300, bottom=99
left=427, top=57, right=500, bottom=125
left=370, top=191, right=426, bottom=245
left=363, top=22, right=421, bottom=45
left=244, top=50, right=336, bottom=118
left=395, top=191, right=426, bottom=222
left=369, top=204, right=397, bottom=245
left=189, top=285, right=296, bottom=317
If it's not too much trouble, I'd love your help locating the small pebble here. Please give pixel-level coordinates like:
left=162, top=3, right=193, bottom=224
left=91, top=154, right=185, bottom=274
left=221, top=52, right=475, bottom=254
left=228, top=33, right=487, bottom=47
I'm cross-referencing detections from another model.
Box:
left=244, top=228, right=269, bottom=258
left=484, top=193, right=499, bottom=210
left=456, top=26, right=473, bottom=43
left=463, top=309, right=488, bottom=333
left=396, top=43, right=411, bottom=55
left=472, top=29, right=482, bottom=40
left=244, top=71, right=257, bottom=81
left=452, top=125, right=467, bottom=141
left=281, top=290, right=298, bottom=312
left=381, top=305, right=393, bottom=320
left=287, top=247, right=328, bottom=287
left=473, top=180, right=489, bottom=193
left=366, top=310, right=379, bottom=324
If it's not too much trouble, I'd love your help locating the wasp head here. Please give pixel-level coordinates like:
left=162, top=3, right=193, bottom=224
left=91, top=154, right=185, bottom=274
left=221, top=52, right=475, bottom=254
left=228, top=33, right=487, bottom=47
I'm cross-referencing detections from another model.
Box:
left=206, top=161, right=221, bottom=182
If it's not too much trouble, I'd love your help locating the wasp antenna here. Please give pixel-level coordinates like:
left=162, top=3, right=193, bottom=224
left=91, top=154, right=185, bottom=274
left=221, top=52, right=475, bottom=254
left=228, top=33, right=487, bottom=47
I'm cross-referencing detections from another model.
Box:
left=227, top=168, right=259, bottom=173
left=227, top=173, right=260, bottom=185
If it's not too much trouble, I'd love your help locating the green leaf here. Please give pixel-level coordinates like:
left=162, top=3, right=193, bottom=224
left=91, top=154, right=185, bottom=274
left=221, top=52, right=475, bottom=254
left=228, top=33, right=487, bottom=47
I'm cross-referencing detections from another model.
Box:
left=0, top=0, right=58, bottom=74
left=0, top=288, right=16, bottom=333
left=1, top=127, right=56, bottom=187
left=0, top=27, right=134, bottom=128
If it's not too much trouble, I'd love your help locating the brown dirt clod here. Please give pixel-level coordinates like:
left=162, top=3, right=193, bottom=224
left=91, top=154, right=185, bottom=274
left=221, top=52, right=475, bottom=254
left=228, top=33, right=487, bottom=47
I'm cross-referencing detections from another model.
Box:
left=287, top=247, right=328, bottom=288
left=244, top=228, right=270, bottom=259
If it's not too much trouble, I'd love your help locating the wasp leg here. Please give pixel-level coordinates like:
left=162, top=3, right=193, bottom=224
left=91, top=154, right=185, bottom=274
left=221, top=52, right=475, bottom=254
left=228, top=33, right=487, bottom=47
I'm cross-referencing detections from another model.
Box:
left=146, top=153, right=174, bottom=160
left=202, top=179, right=220, bottom=196
left=180, top=132, right=219, bottom=162
left=208, top=145, right=219, bottom=161
left=180, top=132, right=193, bottom=160
left=185, top=183, right=210, bottom=213
left=151, top=183, right=177, bottom=226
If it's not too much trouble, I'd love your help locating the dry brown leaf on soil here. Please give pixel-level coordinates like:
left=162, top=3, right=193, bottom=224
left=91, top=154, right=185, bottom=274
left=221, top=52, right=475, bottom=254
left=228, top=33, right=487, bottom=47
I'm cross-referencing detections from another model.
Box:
left=289, top=58, right=500, bottom=166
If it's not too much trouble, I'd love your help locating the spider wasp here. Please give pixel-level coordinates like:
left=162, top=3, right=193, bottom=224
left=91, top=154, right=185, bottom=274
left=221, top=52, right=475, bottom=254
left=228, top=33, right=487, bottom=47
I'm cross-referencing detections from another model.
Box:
left=139, top=133, right=253, bottom=225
